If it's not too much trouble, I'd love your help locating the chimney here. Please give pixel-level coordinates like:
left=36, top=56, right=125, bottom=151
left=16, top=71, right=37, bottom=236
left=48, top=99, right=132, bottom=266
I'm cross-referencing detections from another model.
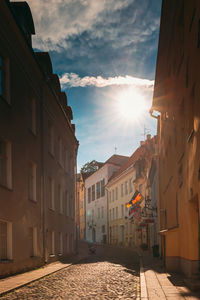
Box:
left=140, top=141, right=145, bottom=146
left=147, top=134, right=151, bottom=140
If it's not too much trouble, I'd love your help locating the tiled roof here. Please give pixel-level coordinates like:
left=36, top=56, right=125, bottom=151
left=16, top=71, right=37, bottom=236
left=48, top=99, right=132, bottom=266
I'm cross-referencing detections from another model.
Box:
left=104, top=154, right=129, bottom=167
left=107, top=138, right=155, bottom=184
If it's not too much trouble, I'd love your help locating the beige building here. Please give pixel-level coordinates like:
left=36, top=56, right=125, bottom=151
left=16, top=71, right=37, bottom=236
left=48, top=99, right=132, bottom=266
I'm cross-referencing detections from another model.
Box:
left=107, top=136, right=157, bottom=249
left=76, top=173, right=90, bottom=240
left=0, top=0, right=78, bottom=277
left=151, top=0, right=200, bottom=277
left=85, top=155, right=128, bottom=244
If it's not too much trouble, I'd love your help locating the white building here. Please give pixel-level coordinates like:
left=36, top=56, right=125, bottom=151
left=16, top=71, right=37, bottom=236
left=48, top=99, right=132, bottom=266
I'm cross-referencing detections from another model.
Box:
left=85, top=155, right=129, bottom=243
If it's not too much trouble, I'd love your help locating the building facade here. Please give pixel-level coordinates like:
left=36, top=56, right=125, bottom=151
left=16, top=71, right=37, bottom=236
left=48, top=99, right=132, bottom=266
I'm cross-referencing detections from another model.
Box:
left=76, top=173, right=88, bottom=240
left=0, top=0, right=78, bottom=277
left=151, top=0, right=200, bottom=276
left=85, top=155, right=129, bottom=244
left=107, top=136, right=157, bottom=249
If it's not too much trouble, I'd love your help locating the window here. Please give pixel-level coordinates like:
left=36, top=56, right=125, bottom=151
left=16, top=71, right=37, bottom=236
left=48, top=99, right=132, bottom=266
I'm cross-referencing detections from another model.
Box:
left=58, top=185, right=63, bottom=214
left=139, top=184, right=143, bottom=195
left=96, top=181, right=101, bottom=199
left=28, top=162, right=37, bottom=201
left=0, top=56, right=10, bottom=104
left=109, top=209, right=111, bottom=221
left=121, top=183, right=124, bottom=197
left=112, top=208, right=115, bottom=220
left=0, top=56, right=2, bottom=96
left=48, top=122, right=54, bottom=156
left=58, top=138, right=63, bottom=166
left=49, top=177, right=55, bottom=210
left=116, top=207, right=118, bottom=219
left=65, top=190, right=69, bottom=216
left=102, top=225, right=105, bottom=233
left=59, top=232, right=63, bottom=255
left=125, top=223, right=128, bottom=234
left=125, top=181, right=128, bottom=195
left=64, top=149, right=68, bottom=172
left=49, top=230, right=55, bottom=255
left=115, top=187, right=118, bottom=200
left=100, top=178, right=105, bottom=196
left=198, top=19, right=200, bottom=48
left=88, top=187, right=91, bottom=203
left=70, top=195, right=74, bottom=219
left=129, top=178, right=133, bottom=193
left=0, top=220, right=12, bottom=260
left=30, top=98, right=36, bottom=134
left=125, top=206, right=128, bottom=216
left=101, top=207, right=104, bottom=218
left=69, top=154, right=74, bottom=177
left=109, top=191, right=111, bottom=203
left=28, top=227, right=37, bottom=257
left=112, top=189, right=114, bottom=201
left=0, top=139, right=12, bottom=188
left=129, top=222, right=132, bottom=234
left=92, top=184, right=95, bottom=201
left=121, top=204, right=124, bottom=217
left=98, top=207, right=100, bottom=219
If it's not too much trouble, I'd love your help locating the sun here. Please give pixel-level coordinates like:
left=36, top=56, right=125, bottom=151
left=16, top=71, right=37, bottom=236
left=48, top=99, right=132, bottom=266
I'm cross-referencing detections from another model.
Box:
left=115, top=88, right=148, bottom=122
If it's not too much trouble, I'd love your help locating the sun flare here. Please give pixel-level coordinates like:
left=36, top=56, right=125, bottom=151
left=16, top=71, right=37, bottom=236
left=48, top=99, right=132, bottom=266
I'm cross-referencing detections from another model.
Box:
left=115, top=89, right=148, bottom=122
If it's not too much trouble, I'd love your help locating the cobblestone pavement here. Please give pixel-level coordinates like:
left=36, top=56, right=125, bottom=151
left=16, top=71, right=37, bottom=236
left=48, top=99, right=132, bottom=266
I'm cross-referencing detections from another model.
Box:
left=0, top=246, right=140, bottom=300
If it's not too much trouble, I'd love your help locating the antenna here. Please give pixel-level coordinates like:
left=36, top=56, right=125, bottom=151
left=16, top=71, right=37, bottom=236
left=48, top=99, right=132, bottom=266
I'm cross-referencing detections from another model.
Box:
left=114, top=146, right=117, bottom=154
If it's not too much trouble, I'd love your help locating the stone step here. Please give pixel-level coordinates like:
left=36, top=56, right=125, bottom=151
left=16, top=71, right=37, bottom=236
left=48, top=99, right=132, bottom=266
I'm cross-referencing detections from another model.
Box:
left=184, top=278, right=200, bottom=291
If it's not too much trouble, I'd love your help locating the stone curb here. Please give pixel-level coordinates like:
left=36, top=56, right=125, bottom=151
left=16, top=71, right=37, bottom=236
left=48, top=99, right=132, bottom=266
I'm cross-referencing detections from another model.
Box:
left=138, top=253, right=148, bottom=300
left=0, top=254, right=88, bottom=297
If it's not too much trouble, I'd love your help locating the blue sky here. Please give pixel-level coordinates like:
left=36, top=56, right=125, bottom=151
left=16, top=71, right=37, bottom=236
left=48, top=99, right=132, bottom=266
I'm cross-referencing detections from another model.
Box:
left=18, top=0, right=162, bottom=171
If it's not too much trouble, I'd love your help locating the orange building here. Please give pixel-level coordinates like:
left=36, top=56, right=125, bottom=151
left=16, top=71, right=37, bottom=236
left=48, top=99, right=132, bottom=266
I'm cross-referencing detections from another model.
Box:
left=76, top=173, right=85, bottom=240
left=151, top=0, right=200, bottom=277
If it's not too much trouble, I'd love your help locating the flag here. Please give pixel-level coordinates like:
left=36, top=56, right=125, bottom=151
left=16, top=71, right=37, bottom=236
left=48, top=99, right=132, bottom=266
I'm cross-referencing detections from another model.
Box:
left=126, top=190, right=142, bottom=208
left=128, top=202, right=140, bottom=218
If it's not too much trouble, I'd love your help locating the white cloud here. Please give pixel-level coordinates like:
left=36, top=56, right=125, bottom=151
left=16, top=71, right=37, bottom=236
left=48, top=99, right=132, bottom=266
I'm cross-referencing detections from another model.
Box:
left=12, top=0, right=134, bottom=51
left=60, top=73, right=154, bottom=89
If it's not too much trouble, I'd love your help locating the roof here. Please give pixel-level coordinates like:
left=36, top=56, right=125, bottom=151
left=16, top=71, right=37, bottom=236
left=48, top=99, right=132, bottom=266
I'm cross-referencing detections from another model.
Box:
left=10, top=2, right=35, bottom=35
left=104, top=154, right=129, bottom=167
left=107, top=138, right=156, bottom=185
left=83, top=155, right=129, bottom=181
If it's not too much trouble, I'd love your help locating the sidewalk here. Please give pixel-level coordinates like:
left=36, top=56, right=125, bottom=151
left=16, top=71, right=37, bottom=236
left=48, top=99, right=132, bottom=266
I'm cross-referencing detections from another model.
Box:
left=0, top=241, right=89, bottom=297
left=139, top=250, right=200, bottom=300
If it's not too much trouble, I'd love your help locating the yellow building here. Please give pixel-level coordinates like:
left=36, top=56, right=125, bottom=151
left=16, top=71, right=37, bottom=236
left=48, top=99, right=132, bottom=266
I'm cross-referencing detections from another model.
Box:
left=107, top=135, right=156, bottom=249
left=151, top=0, right=200, bottom=277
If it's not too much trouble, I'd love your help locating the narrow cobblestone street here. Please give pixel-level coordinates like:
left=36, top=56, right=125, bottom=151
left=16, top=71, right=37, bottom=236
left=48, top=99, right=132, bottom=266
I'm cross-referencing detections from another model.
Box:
left=0, top=246, right=140, bottom=300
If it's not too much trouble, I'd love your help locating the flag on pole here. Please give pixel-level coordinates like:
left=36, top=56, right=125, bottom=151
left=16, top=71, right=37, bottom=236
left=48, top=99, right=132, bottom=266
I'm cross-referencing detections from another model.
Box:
left=126, top=190, right=142, bottom=208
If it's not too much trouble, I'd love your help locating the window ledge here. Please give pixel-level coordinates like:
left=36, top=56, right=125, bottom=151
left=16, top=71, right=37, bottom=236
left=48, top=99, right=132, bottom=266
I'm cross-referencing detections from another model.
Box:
left=28, top=128, right=37, bottom=137
left=49, top=254, right=55, bottom=258
left=0, top=184, right=13, bottom=192
left=48, top=151, right=55, bottom=159
left=0, top=95, right=11, bottom=107
left=58, top=253, right=63, bottom=257
left=49, top=207, right=55, bottom=212
left=29, top=198, right=37, bottom=203
left=0, top=259, right=13, bottom=264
